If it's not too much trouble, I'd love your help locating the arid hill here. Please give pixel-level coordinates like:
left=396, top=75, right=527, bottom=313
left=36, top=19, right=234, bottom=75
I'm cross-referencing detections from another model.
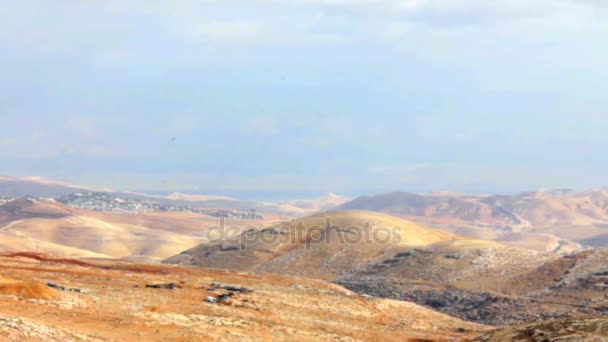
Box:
left=0, top=176, right=116, bottom=198
left=339, top=248, right=608, bottom=326
left=0, top=199, right=283, bottom=260
left=166, top=209, right=608, bottom=327
left=164, top=210, right=562, bottom=294
left=0, top=198, right=74, bottom=226
left=340, top=189, right=608, bottom=227
left=0, top=252, right=486, bottom=341
left=339, top=239, right=553, bottom=286
left=495, top=232, right=584, bottom=254
left=339, top=189, right=608, bottom=252
left=164, top=210, right=462, bottom=279
left=471, top=316, right=608, bottom=341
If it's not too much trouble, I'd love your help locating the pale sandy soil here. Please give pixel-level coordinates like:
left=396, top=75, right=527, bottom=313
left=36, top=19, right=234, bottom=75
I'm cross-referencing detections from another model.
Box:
left=0, top=252, right=487, bottom=342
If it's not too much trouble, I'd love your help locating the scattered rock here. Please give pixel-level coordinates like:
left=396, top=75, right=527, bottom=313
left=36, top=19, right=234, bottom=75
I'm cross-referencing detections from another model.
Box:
left=205, top=291, right=236, bottom=304
left=146, top=283, right=180, bottom=290
left=47, top=282, right=87, bottom=294
left=444, top=253, right=462, bottom=260
left=204, top=296, right=218, bottom=304
left=208, top=283, right=253, bottom=293
left=471, top=317, right=608, bottom=341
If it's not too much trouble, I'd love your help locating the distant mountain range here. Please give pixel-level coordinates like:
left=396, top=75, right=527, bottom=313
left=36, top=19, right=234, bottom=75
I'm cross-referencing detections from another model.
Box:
left=340, top=189, right=608, bottom=227
left=4, top=175, right=608, bottom=251
left=338, top=189, right=608, bottom=252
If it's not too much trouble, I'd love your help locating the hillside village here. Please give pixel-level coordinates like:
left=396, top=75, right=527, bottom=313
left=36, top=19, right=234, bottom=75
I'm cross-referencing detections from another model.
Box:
left=59, top=192, right=263, bottom=219
left=0, top=192, right=263, bottom=220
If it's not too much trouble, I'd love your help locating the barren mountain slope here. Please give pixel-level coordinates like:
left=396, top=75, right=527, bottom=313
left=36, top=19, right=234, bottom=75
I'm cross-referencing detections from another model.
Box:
left=0, top=198, right=74, bottom=226
left=339, top=249, right=608, bottom=326
left=496, top=232, right=584, bottom=254
left=471, top=316, right=608, bottom=342
left=341, top=189, right=608, bottom=227
left=0, top=252, right=486, bottom=341
left=164, top=210, right=460, bottom=279
left=339, top=189, right=608, bottom=249
left=0, top=199, right=283, bottom=260
left=340, top=239, right=554, bottom=286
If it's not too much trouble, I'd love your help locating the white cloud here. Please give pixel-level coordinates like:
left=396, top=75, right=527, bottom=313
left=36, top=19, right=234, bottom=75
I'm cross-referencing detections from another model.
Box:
left=2, top=0, right=605, bottom=58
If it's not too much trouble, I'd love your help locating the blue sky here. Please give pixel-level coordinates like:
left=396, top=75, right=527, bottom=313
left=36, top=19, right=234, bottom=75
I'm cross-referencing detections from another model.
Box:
left=1, top=0, right=607, bottom=194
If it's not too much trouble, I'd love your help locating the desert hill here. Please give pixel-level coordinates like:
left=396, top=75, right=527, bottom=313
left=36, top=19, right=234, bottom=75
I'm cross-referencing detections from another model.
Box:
left=0, top=252, right=486, bottom=341
left=339, top=189, right=608, bottom=251
left=340, top=189, right=608, bottom=227
left=165, top=210, right=557, bottom=290
left=339, top=239, right=553, bottom=286
left=164, top=210, right=462, bottom=279
left=343, top=189, right=608, bottom=225
left=165, top=211, right=556, bottom=284
left=339, top=248, right=608, bottom=326
left=170, top=210, right=608, bottom=326
left=0, top=199, right=283, bottom=260
left=0, top=176, right=109, bottom=199
left=496, top=232, right=584, bottom=254
left=472, top=316, right=608, bottom=341
left=0, top=198, right=74, bottom=226
left=3, top=251, right=608, bottom=341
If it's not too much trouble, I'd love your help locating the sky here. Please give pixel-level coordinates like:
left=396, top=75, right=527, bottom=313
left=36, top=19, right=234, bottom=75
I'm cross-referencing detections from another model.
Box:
left=1, top=0, right=608, bottom=196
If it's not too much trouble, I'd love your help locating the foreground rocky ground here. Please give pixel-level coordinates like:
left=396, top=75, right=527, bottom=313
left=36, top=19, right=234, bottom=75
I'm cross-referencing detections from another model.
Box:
left=0, top=252, right=486, bottom=341
left=471, top=317, right=608, bottom=341
left=338, top=248, right=608, bottom=327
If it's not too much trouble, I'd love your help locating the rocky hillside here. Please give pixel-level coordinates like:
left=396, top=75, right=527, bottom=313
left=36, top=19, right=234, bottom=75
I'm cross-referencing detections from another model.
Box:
left=165, top=210, right=608, bottom=327
left=471, top=316, right=608, bottom=341
left=164, top=210, right=461, bottom=280
left=0, top=252, right=486, bottom=341
left=338, top=249, right=608, bottom=326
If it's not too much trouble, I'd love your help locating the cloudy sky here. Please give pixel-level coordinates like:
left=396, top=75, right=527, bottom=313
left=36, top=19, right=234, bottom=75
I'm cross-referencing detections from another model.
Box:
left=1, top=0, right=607, bottom=195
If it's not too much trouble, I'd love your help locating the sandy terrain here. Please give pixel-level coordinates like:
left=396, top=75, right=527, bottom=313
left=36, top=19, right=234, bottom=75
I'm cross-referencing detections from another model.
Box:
left=0, top=199, right=285, bottom=260
left=0, top=252, right=486, bottom=341
left=165, top=210, right=461, bottom=279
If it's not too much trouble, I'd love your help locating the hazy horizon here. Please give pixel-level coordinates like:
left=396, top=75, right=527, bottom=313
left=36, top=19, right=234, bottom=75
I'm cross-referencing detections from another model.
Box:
left=3, top=173, right=608, bottom=202
left=2, top=1, right=607, bottom=193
